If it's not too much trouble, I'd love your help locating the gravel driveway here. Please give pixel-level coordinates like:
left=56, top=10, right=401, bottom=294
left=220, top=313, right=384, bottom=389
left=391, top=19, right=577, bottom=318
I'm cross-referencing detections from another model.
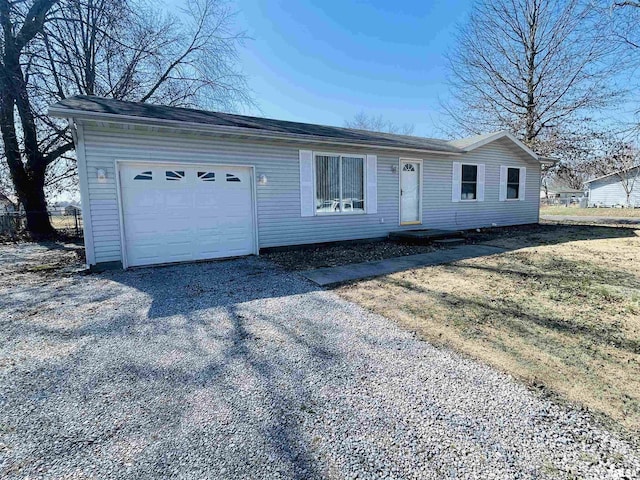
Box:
left=1, top=243, right=639, bottom=479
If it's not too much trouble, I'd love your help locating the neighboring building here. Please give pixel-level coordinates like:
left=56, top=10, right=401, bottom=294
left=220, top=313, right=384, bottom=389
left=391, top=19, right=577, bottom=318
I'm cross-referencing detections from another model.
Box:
left=585, top=166, right=640, bottom=207
left=50, top=201, right=81, bottom=215
left=64, top=204, right=81, bottom=215
left=540, top=179, right=585, bottom=204
left=0, top=192, right=16, bottom=214
left=49, top=96, right=551, bottom=269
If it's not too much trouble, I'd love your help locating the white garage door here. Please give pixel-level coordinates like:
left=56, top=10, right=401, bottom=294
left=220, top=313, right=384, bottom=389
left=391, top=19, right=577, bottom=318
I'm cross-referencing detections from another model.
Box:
left=119, top=163, right=255, bottom=267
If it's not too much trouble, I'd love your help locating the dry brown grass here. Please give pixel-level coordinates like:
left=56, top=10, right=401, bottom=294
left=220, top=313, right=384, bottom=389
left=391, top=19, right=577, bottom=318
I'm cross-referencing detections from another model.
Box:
left=541, top=205, right=640, bottom=217
left=336, top=225, right=640, bottom=433
left=49, top=215, right=80, bottom=230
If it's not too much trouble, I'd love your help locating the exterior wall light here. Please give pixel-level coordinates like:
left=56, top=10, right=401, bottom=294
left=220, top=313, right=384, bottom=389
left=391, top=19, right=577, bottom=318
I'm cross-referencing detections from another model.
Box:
left=391, top=165, right=398, bottom=174
left=96, top=168, right=107, bottom=183
left=257, top=174, right=268, bottom=185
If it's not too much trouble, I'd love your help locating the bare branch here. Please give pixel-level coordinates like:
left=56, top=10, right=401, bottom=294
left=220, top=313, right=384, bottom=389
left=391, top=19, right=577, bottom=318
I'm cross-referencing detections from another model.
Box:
left=442, top=0, right=621, bottom=153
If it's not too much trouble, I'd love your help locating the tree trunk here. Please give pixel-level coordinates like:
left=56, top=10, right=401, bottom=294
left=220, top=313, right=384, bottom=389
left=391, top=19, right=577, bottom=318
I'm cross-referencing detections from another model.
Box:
left=0, top=0, right=59, bottom=238
left=14, top=166, right=55, bottom=237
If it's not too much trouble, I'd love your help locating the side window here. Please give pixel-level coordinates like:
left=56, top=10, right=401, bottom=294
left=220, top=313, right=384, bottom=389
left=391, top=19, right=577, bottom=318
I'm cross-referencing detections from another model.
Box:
left=461, top=164, right=478, bottom=200
left=507, top=167, right=520, bottom=199
left=134, top=171, right=152, bottom=180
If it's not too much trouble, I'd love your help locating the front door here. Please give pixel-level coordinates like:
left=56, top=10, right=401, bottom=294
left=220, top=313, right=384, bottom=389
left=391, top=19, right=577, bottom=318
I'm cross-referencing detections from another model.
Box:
left=400, top=160, right=421, bottom=225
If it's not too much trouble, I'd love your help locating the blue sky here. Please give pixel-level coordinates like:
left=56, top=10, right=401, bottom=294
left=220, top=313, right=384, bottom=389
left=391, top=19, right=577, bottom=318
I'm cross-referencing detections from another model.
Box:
left=230, top=0, right=473, bottom=137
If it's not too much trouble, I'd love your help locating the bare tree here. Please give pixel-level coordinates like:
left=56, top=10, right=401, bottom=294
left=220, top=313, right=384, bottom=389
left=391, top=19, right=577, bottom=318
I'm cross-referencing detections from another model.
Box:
left=608, top=1, right=640, bottom=50
left=443, top=0, right=618, bottom=152
left=602, top=1, right=640, bottom=124
left=345, top=111, right=415, bottom=136
left=0, top=0, right=251, bottom=236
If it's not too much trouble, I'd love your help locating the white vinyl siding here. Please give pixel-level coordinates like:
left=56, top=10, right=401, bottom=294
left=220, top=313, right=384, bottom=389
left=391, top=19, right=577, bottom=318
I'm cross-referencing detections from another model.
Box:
left=588, top=172, right=640, bottom=207
left=78, top=124, right=540, bottom=266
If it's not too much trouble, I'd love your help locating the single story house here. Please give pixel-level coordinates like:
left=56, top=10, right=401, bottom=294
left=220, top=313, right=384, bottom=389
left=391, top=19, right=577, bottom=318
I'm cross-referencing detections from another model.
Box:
left=49, top=96, right=551, bottom=269
left=586, top=166, right=640, bottom=207
left=64, top=204, right=82, bottom=216
left=50, top=201, right=82, bottom=216
left=540, top=179, right=586, bottom=204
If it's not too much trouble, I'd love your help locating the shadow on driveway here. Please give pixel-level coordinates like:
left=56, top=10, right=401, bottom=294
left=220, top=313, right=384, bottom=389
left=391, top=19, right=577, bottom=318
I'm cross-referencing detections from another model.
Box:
left=1, top=258, right=346, bottom=478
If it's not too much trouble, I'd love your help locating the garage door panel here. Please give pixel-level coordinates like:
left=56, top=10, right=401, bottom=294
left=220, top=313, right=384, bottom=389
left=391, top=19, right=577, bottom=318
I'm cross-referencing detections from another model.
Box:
left=120, top=163, right=255, bottom=267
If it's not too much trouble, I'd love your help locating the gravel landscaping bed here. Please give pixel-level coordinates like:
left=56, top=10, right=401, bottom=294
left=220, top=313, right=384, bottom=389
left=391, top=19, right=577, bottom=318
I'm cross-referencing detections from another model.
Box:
left=1, top=243, right=639, bottom=479
left=264, top=224, right=623, bottom=272
left=264, top=240, right=436, bottom=271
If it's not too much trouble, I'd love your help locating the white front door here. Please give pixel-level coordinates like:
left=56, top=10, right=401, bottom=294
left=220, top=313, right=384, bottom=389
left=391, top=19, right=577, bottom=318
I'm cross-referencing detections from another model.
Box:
left=119, top=163, right=255, bottom=267
left=400, top=160, right=421, bottom=225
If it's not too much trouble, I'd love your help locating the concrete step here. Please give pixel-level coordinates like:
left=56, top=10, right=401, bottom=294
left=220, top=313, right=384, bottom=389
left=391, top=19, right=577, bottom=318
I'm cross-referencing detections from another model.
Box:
left=389, top=229, right=464, bottom=245
left=433, top=238, right=466, bottom=246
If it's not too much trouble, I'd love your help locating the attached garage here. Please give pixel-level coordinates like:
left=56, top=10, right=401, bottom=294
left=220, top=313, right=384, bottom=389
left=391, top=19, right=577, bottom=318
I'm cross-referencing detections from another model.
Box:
left=118, top=162, right=256, bottom=267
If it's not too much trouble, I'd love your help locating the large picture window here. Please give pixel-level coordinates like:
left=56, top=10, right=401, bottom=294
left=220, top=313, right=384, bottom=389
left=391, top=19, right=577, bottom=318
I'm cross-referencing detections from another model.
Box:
left=461, top=164, right=478, bottom=200
left=507, top=167, right=520, bottom=199
left=315, top=154, right=365, bottom=213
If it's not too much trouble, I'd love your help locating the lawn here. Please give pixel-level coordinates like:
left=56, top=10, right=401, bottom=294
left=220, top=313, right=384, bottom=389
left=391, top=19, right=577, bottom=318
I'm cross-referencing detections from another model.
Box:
left=541, top=205, right=640, bottom=217
left=336, top=224, right=640, bottom=433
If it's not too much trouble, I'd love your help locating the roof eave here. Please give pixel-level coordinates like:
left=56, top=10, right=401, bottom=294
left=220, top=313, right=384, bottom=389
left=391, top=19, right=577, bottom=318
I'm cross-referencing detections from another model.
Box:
left=453, top=131, right=544, bottom=162
left=49, top=106, right=463, bottom=157
left=584, top=166, right=640, bottom=184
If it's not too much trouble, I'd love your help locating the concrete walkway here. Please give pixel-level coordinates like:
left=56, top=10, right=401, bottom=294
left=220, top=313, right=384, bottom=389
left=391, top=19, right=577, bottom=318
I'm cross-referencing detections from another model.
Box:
left=299, top=244, right=508, bottom=286
left=541, top=214, right=640, bottom=225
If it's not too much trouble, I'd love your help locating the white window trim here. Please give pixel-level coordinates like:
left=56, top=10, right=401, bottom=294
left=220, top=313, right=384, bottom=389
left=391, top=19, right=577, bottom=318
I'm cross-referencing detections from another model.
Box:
left=459, top=162, right=480, bottom=202
left=503, top=165, right=523, bottom=201
left=313, top=151, right=367, bottom=216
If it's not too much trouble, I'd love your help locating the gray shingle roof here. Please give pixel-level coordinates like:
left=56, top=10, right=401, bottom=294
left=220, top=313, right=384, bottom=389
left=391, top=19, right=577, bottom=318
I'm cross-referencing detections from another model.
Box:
left=50, top=96, right=463, bottom=154
left=448, top=132, right=502, bottom=150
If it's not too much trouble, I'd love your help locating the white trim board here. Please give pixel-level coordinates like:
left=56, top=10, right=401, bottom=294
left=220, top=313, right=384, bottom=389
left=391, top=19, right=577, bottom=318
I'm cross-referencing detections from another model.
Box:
left=71, top=121, right=96, bottom=267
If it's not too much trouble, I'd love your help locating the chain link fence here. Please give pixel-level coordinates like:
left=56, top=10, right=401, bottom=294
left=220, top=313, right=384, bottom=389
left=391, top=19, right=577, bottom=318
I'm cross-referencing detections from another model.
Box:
left=0, top=210, right=83, bottom=238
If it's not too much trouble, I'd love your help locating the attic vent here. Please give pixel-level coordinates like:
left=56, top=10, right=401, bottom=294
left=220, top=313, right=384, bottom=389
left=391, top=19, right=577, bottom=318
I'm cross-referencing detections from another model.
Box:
left=134, top=171, right=152, bottom=180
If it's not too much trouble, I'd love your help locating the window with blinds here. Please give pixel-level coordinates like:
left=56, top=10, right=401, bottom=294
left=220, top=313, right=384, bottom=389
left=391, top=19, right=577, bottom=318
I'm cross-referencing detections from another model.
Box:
left=315, top=154, right=365, bottom=213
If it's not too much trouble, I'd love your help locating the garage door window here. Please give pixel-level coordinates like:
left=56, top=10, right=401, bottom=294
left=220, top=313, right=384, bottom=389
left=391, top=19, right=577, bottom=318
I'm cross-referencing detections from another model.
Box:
left=166, top=170, right=185, bottom=181
left=226, top=173, right=241, bottom=182
left=134, top=171, right=152, bottom=180
left=198, top=171, right=215, bottom=181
